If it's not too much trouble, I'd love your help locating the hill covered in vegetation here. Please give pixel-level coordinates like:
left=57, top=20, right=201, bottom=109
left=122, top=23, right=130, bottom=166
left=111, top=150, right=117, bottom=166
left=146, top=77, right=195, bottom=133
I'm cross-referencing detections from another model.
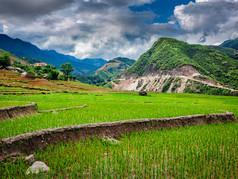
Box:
left=0, top=49, right=32, bottom=66
left=94, top=57, right=135, bottom=80
left=208, top=46, right=238, bottom=60
left=77, top=57, right=135, bottom=85
left=220, top=38, right=238, bottom=50
left=126, top=37, right=238, bottom=88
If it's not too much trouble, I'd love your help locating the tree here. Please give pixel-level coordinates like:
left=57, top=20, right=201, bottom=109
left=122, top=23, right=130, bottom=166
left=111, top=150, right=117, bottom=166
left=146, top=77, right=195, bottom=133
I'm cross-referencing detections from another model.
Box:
left=34, top=66, right=42, bottom=73
left=48, top=70, right=59, bottom=80
left=0, top=52, right=11, bottom=68
left=60, top=63, right=74, bottom=80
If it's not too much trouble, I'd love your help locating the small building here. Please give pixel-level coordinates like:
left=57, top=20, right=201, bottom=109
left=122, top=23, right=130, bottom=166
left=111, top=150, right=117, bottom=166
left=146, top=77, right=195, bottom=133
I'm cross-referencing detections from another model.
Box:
left=33, top=63, right=47, bottom=67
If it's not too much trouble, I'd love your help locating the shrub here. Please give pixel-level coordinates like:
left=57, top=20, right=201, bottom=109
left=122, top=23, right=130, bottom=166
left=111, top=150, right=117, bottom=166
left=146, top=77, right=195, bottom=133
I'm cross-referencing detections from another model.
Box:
left=162, top=77, right=174, bottom=92
left=136, top=79, right=143, bottom=89
left=48, top=70, right=59, bottom=80
left=0, top=53, right=11, bottom=68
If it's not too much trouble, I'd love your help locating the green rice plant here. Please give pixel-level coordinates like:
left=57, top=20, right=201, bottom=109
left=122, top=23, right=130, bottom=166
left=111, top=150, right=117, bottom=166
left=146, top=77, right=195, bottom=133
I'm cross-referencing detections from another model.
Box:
left=1, top=122, right=237, bottom=178
left=0, top=92, right=237, bottom=139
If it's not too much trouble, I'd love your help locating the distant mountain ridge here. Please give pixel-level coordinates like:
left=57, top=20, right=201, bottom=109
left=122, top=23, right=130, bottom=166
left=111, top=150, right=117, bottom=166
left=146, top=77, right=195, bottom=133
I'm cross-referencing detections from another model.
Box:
left=0, top=34, right=107, bottom=75
left=220, top=38, right=238, bottom=50
left=208, top=38, right=238, bottom=60
left=112, top=37, right=238, bottom=95
left=208, top=45, right=238, bottom=60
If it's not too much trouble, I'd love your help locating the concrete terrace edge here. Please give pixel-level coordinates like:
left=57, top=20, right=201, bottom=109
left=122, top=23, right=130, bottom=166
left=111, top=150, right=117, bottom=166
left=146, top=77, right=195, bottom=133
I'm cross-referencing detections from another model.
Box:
left=0, top=112, right=237, bottom=156
left=0, top=102, right=38, bottom=121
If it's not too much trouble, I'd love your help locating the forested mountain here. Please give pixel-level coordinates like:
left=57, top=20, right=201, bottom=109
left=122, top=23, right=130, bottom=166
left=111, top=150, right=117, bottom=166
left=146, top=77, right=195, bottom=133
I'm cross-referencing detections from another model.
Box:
left=112, top=37, right=238, bottom=95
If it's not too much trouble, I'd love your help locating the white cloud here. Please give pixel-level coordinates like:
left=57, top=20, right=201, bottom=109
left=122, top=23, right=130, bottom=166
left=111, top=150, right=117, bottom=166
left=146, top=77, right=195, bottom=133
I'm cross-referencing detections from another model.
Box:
left=1, top=0, right=237, bottom=61
left=1, top=0, right=177, bottom=60
left=174, top=0, right=238, bottom=44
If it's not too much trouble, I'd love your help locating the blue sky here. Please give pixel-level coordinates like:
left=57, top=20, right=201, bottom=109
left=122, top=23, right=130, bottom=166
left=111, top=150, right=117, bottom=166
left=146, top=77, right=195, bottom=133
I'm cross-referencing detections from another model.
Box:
left=130, top=0, right=195, bottom=23
left=0, top=0, right=237, bottom=60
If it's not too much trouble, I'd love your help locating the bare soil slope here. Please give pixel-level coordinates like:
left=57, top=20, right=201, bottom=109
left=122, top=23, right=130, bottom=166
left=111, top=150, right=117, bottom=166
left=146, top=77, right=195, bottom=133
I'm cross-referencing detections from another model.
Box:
left=113, top=65, right=236, bottom=94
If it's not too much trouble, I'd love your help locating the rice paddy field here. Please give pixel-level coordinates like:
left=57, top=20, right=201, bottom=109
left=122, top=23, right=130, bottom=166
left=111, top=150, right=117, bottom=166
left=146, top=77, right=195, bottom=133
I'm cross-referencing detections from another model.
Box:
left=0, top=91, right=238, bottom=178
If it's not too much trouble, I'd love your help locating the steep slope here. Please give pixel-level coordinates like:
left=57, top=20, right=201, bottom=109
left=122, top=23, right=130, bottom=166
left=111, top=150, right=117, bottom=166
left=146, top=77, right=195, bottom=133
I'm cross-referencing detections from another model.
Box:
left=0, top=48, right=30, bottom=66
left=93, top=57, right=135, bottom=81
left=112, top=38, right=238, bottom=95
left=220, top=38, right=238, bottom=50
left=0, top=34, right=106, bottom=75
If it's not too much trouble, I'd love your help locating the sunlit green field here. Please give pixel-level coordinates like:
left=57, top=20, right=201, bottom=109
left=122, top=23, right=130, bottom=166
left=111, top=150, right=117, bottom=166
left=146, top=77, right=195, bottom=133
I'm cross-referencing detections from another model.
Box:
left=0, top=92, right=237, bottom=139
left=1, top=122, right=237, bottom=178
left=0, top=92, right=238, bottom=178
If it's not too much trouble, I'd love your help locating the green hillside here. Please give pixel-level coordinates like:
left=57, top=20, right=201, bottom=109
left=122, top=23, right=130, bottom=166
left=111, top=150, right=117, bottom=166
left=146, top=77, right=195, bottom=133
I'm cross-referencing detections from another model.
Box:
left=94, top=57, right=135, bottom=80
left=0, top=48, right=31, bottom=65
left=77, top=57, right=135, bottom=85
left=209, top=45, right=238, bottom=60
left=108, top=57, right=135, bottom=66
left=127, top=37, right=238, bottom=88
left=220, top=38, right=238, bottom=50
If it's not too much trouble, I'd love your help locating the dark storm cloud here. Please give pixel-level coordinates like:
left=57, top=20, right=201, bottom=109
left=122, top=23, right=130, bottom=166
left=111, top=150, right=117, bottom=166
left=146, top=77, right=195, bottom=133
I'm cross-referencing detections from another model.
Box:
left=5, top=0, right=236, bottom=59
left=0, top=24, right=3, bottom=32
left=0, top=0, right=75, bottom=18
left=77, top=1, right=110, bottom=13
left=0, top=0, right=194, bottom=59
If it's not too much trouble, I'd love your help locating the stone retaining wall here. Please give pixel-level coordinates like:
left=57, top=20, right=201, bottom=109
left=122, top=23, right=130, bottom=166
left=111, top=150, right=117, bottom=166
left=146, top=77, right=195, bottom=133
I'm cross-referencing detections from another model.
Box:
left=0, top=112, right=236, bottom=156
left=0, top=102, right=38, bottom=121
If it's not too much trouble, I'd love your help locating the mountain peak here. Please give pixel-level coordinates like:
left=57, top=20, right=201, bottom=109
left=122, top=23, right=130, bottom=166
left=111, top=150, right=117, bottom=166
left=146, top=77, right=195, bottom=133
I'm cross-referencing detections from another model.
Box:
left=112, top=37, right=238, bottom=94
left=125, top=37, right=238, bottom=88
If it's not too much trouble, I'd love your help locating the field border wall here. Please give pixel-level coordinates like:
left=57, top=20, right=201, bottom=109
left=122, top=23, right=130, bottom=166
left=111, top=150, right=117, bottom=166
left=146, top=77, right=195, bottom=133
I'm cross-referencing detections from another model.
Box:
left=0, top=112, right=236, bottom=156
left=0, top=102, right=38, bottom=121
left=38, top=104, right=87, bottom=113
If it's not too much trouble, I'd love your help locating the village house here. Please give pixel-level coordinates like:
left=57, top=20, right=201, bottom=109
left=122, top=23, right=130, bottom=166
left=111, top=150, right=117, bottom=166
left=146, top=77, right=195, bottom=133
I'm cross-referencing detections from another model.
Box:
left=33, top=62, right=47, bottom=67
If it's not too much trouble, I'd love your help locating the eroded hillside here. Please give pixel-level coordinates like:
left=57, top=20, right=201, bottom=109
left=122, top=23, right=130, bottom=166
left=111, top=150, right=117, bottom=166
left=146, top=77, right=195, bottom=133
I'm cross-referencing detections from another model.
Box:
left=112, top=38, right=238, bottom=95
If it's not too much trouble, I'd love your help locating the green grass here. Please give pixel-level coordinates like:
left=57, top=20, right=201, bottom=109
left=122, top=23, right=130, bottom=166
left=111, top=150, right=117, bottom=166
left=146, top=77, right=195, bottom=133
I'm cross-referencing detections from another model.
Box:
left=0, top=92, right=237, bottom=139
left=1, top=122, right=237, bottom=178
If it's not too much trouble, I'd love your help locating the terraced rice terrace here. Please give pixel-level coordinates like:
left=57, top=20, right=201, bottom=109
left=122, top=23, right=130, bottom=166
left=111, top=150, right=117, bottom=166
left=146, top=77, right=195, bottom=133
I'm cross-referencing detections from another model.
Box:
left=0, top=71, right=237, bottom=178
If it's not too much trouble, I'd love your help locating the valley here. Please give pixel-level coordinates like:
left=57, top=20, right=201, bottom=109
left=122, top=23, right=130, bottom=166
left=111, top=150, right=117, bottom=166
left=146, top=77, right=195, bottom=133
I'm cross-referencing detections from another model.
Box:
left=1, top=0, right=238, bottom=178
left=0, top=36, right=237, bottom=178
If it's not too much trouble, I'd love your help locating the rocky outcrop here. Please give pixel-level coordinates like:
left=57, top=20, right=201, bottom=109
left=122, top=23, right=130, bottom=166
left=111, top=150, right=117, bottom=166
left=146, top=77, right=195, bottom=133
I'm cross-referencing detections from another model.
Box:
left=21, top=72, right=35, bottom=78
left=0, top=112, right=236, bottom=156
left=5, top=66, right=23, bottom=73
